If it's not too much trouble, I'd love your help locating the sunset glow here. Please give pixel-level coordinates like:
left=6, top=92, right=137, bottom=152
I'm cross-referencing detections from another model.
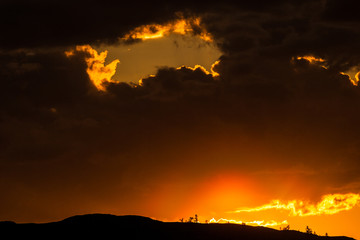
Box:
left=3, top=1, right=360, bottom=240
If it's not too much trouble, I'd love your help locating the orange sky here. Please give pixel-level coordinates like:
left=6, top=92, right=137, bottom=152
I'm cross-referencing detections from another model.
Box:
left=62, top=28, right=360, bottom=237
left=2, top=4, right=360, bottom=240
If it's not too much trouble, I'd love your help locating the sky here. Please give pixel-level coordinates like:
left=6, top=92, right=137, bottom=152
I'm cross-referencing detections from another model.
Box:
left=1, top=0, right=360, bottom=238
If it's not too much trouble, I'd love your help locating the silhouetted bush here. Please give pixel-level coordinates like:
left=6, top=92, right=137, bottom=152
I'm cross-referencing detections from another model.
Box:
left=282, top=225, right=290, bottom=231
left=306, top=226, right=313, bottom=234
left=185, top=214, right=199, bottom=223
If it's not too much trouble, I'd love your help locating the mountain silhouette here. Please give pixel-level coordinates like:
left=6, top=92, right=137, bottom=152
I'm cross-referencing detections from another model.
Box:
left=0, top=214, right=355, bottom=240
left=57, top=213, right=158, bottom=225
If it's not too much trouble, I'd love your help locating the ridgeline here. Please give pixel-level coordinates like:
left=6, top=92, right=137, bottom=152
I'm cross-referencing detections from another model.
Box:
left=0, top=214, right=355, bottom=240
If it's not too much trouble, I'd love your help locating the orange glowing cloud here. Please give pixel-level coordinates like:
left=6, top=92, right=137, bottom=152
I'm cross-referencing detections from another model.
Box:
left=340, top=66, right=360, bottom=86
left=176, top=60, right=220, bottom=77
left=209, top=218, right=288, bottom=227
left=210, top=60, right=220, bottom=77
left=296, top=55, right=326, bottom=64
left=122, top=17, right=213, bottom=42
left=65, top=45, right=120, bottom=91
left=295, top=55, right=328, bottom=69
left=294, top=55, right=360, bottom=86
left=231, top=193, right=360, bottom=217
left=137, top=60, right=220, bottom=86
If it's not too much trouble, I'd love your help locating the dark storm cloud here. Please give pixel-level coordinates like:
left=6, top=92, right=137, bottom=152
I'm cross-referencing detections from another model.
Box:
left=2, top=0, right=360, bottom=221
left=0, top=0, right=185, bottom=49
left=128, top=66, right=216, bottom=101
left=2, top=1, right=360, bottom=164
left=200, top=0, right=360, bottom=185
left=0, top=0, right=328, bottom=50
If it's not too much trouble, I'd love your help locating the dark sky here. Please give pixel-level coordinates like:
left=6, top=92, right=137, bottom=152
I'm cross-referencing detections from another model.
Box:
left=1, top=0, right=360, bottom=236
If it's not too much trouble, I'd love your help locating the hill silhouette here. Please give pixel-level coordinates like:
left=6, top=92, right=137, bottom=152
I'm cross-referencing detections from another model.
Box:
left=0, top=214, right=355, bottom=240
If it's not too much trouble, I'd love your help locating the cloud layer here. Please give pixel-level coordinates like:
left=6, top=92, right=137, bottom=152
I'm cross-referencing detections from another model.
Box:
left=233, top=193, right=360, bottom=217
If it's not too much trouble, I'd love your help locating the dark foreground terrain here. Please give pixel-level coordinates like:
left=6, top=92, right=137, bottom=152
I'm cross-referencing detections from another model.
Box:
left=0, top=214, right=355, bottom=240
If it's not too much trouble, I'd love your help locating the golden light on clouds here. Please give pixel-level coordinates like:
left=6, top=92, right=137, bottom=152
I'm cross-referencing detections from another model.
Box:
left=294, top=55, right=360, bottom=86
left=122, top=17, right=213, bottom=42
left=65, top=16, right=219, bottom=91
left=210, top=60, right=220, bottom=77
left=209, top=218, right=288, bottom=227
left=66, top=45, right=120, bottom=91
left=340, top=66, right=360, bottom=86
left=295, top=55, right=328, bottom=69
left=296, top=55, right=326, bottom=64
left=66, top=43, right=220, bottom=91
left=231, top=193, right=360, bottom=217
left=206, top=193, right=360, bottom=230
left=176, top=60, right=220, bottom=77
